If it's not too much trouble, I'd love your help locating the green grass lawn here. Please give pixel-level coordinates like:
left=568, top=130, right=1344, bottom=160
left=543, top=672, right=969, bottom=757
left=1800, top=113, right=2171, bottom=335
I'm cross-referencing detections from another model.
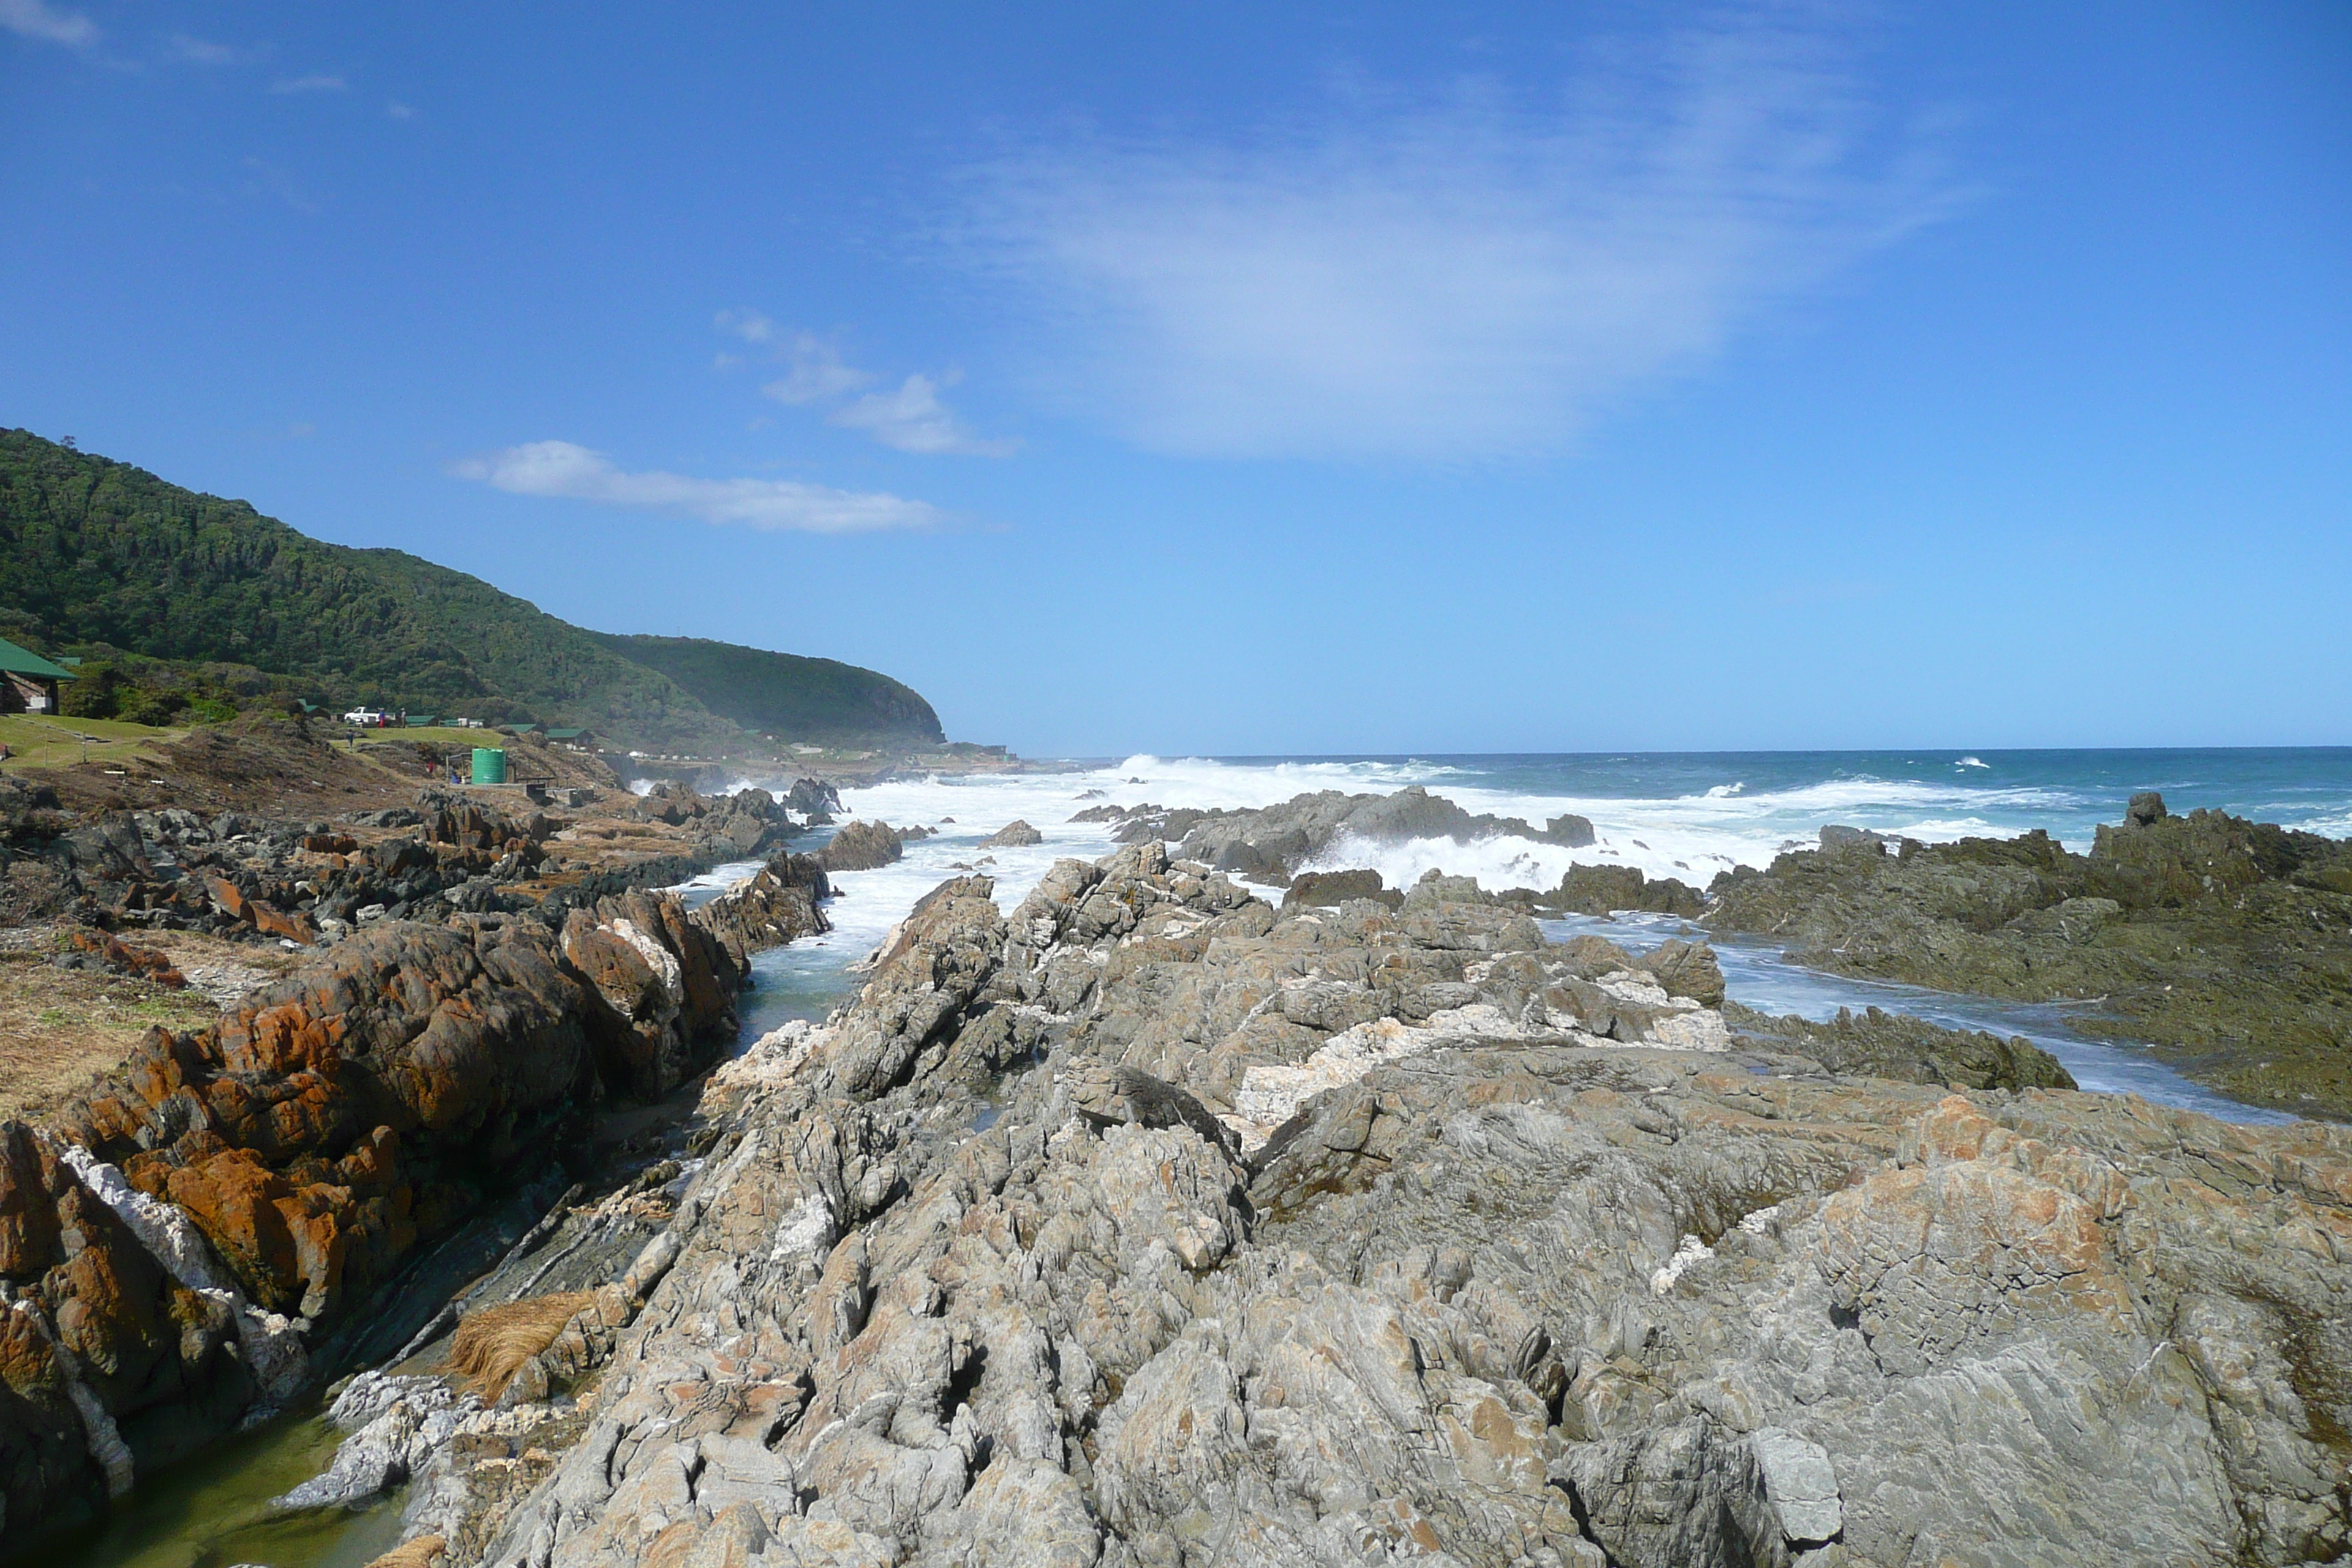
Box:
left=0, top=713, right=185, bottom=772
left=358, top=725, right=505, bottom=746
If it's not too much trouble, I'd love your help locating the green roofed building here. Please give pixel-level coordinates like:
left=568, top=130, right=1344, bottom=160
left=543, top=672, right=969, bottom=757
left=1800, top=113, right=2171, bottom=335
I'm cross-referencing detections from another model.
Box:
left=0, top=637, right=74, bottom=715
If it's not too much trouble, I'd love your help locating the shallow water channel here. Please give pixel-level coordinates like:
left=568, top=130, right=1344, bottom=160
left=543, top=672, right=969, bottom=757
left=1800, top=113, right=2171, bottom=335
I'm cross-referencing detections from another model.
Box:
left=48, top=1406, right=405, bottom=1568
left=1541, top=911, right=2294, bottom=1125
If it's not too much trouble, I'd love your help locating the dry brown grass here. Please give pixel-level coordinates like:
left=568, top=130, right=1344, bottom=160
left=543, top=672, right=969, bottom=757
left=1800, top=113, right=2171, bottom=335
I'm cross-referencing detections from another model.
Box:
left=137, top=927, right=302, bottom=1000
left=448, top=1291, right=598, bottom=1400
left=0, top=927, right=298, bottom=1123
left=362, top=1534, right=447, bottom=1568
left=0, top=943, right=216, bottom=1123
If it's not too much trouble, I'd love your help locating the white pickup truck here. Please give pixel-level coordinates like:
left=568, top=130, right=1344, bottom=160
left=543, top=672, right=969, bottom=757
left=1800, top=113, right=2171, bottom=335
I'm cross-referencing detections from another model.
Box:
left=342, top=708, right=392, bottom=727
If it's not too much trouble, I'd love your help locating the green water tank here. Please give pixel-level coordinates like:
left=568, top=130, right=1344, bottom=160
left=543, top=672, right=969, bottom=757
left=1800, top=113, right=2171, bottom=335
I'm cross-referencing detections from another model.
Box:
left=471, top=747, right=508, bottom=785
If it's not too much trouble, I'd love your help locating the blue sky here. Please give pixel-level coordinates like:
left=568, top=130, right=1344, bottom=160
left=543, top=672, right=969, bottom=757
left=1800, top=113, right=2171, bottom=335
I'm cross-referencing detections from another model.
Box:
left=2, top=2, right=2345, bottom=755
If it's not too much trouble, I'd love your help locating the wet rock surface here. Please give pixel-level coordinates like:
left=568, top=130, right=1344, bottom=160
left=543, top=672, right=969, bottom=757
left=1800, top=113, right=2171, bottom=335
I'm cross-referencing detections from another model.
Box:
left=1722, top=1001, right=2078, bottom=1093
left=320, top=843, right=2352, bottom=1568
left=1705, top=802, right=2352, bottom=1117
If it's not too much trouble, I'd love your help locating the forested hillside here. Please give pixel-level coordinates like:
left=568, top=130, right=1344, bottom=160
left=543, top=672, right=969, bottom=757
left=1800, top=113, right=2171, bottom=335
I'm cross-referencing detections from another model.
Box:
left=589, top=633, right=942, bottom=745
left=0, top=429, right=943, bottom=750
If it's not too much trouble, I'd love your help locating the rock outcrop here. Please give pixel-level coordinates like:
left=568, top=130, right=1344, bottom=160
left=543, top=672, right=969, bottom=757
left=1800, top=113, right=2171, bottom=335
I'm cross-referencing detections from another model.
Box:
left=0, top=889, right=747, bottom=1543
left=1546, top=812, right=1597, bottom=848
left=1539, top=862, right=1707, bottom=917
left=1079, top=786, right=1614, bottom=883
left=692, top=853, right=832, bottom=970
left=785, top=778, right=844, bottom=821
left=1282, top=868, right=1399, bottom=909
left=416, top=789, right=550, bottom=855
left=314, top=843, right=2352, bottom=1568
left=1723, top=1001, right=2078, bottom=1093
left=560, top=892, right=742, bottom=1101
left=818, top=821, right=905, bottom=873
left=1705, top=802, right=2352, bottom=1117
left=691, top=788, right=799, bottom=862
left=976, top=820, right=1043, bottom=849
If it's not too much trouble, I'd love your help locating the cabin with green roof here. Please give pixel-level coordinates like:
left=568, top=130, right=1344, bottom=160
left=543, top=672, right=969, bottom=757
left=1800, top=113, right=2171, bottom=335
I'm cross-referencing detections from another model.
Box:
left=0, top=638, right=74, bottom=715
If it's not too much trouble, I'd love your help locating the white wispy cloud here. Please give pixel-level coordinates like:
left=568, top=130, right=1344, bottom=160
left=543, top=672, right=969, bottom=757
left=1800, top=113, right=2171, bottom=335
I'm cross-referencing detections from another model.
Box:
left=829, top=372, right=1021, bottom=456
left=453, top=440, right=939, bottom=533
left=755, top=333, right=874, bottom=405
left=731, top=326, right=1015, bottom=456
left=167, top=32, right=238, bottom=64
left=962, top=10, right=1958, bottom=460
left=242, top=155, right=320, bottom=214
left=271, top=73, right=347, bottom=94
left=387, top=100, right=415, bottom=119
left=1, top=0, right=97, bottom=47
left=714, top=308, right=777, bottom=345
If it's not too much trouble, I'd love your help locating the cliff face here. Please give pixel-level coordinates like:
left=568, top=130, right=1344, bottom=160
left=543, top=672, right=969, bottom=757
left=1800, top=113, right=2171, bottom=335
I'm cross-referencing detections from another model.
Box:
left=335, top=845, right=2352, bottom=1568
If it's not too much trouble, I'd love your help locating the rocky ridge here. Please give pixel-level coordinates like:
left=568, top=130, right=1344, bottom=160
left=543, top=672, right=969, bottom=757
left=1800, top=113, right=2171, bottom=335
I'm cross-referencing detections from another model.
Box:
left=317, top=843, right=2352, bottom=1568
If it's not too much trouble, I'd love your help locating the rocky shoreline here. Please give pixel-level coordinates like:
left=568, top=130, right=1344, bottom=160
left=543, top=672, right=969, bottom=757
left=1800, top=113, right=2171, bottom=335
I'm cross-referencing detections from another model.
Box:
left=280, top=838, right=2352, bottom=1567
left=0, top=847, right=840, bottom=1542
left=2, top=758, right=2348, bottom=1565
left=1078, top=783, right=2351, bottom=1123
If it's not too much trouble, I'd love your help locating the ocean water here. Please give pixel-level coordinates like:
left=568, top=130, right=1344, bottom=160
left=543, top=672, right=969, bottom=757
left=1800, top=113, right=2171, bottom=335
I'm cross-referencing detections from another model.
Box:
left=721, top=746, right=2351, bottom=944
left=709, top=747, right=2348, bottom=1124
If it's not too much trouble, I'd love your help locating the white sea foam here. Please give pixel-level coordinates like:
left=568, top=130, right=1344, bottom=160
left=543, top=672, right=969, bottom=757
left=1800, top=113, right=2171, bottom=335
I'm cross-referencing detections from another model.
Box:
left=769, top=759, right=2044, bottom=912
left=692, top=750, right=2341, bottom=1121
left=703, top=751, right=2351, bottom=975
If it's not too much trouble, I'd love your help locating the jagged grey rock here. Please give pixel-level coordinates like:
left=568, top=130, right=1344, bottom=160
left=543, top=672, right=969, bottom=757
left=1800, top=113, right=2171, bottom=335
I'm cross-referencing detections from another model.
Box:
left=1750, top=1425, right=1841, bottom=1545
left=305, top=844, right=2352, bottom=1568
